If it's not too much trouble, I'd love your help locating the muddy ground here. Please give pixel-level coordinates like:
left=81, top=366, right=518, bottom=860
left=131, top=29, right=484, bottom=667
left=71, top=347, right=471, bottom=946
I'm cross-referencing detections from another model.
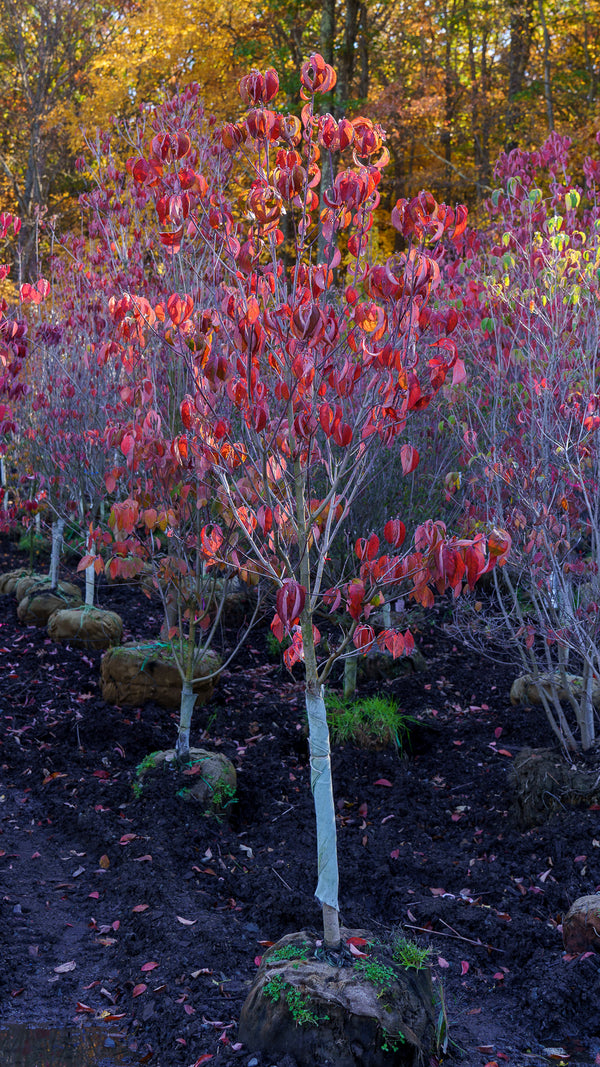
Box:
left=0, top=533, right=599, bottom=1067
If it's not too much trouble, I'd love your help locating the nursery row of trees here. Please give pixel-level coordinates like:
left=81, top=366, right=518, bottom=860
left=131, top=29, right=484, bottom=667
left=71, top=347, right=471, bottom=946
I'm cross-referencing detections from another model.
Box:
left=3, top=0, right=600, bottom=277
left=2, top=46, right=600, bottom=950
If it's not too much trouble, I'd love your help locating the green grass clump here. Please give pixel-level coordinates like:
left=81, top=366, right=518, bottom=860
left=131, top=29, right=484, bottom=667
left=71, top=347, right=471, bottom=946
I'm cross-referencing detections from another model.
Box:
left=391, top=933, right=432, bottom=971
left=325, top=692, right=412, bottom=751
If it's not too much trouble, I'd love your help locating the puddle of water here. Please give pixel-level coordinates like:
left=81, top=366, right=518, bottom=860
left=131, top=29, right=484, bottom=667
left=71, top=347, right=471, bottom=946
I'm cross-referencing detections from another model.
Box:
left=0, top=1023, right=134, bottom=1066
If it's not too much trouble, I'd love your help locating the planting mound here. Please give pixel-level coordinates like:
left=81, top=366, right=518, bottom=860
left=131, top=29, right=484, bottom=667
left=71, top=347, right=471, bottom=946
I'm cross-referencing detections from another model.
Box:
left=48, top=606, right=123, bottom=650
left=100, top=642, right=220, bottom=709
left=16, top=579, right=83, bottom=626
left=239, top=928, right=435, bottom=1066
left=134, top=747, right=237, bottom=809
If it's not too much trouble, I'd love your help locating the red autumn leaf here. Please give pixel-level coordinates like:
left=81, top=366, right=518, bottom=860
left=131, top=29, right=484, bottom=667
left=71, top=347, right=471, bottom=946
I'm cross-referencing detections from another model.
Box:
left=353, top=624, right=375, bottom=651
left=132, top=984, right=147, bottom=997
left=373, top=778, right=393, bottom=787
left=346, top=936, right=370, bottom=947
left=132, top=904, right=149, bottom=913
left=191, top=1056, right=214, bottom=1065
left=276, top=580, right=306, bottom=628
left=141, top=961, right=158, bottom=972
left=461, top=960, right=469, bottom=975
left=437, top=957, right=449, bottom=968
left=400, top=443, right=419, bottom=474
left=497, top=749, right=513, bottom=757
left=76, top=1003, right=94, bottom=1013
left=383, top=518, right=406, bottom=548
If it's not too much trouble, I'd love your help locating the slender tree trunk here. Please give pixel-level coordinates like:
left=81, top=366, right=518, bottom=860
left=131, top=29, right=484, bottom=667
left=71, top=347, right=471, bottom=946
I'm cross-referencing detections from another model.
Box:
left=506, top=0, right=534, bottom=141
left=176, top=679, right=196, bottom=763
left=49, top=517, right=64, bottom=588
left=318, top=0, right=336, bottom=262
left=538, top=0, right=554, bottom=131
left=85, top=564, right=94, bottom=606
left=176, top=615, right=197, bottom=762
left=302, top=615, right=340, bottom=949
left=343, top=655, right=357, bottom=700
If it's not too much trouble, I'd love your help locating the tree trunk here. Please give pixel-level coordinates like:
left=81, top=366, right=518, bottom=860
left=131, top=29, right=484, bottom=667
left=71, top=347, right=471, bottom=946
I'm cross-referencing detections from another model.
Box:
left=49, top=518, right=64, bottom=589
left=85, top=563, right=94, bottom=606
left=176, top=678, right=195, bottom=763
left=538, top=0, right=554, bottom=131
left=302, top=614, right=340, bottom=950
left=343, top=655, right=357, bottom=700
left=506, top=0, right=534, bottom=141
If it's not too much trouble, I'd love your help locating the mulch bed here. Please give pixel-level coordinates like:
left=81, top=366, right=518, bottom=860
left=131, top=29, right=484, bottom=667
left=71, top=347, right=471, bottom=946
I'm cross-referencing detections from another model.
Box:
left=0, top=532, right=599, bottom=1066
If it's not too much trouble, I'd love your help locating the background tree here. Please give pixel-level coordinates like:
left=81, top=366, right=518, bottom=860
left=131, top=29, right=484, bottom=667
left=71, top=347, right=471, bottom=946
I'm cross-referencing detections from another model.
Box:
left=0, top=0, right=133, bottom=278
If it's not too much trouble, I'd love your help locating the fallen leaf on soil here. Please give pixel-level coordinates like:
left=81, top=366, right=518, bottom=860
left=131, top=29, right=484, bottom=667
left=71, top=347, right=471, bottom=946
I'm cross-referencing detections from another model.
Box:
left=89, top=891, right=99, bottom=899
left=496, top=749, right=513, bottom=757
left=119, top=833, right=138, bottom=845
left=132, top=904, right=149, bottom=912
left=189, top=1056, right=213, bottom=1065
left=461, top=961, right=469, bottom=975
left=133, top=854, right=152, bottom=862
left=132, top=984, right=147, bottom=997
left=348, top=942, right=369, bottom=957
left=141, top=961, right=158, bottom=971
left=54, top=960, right=76, bottom=973
left=76, top=1002, right=94, bottom=1013
left=99, top=855, right=110, bottom=869
left=176, top=916, right=197, bottom=925
left=437, top=957, right=449, bottom=968
left=374, top=778, right=393, bottom=787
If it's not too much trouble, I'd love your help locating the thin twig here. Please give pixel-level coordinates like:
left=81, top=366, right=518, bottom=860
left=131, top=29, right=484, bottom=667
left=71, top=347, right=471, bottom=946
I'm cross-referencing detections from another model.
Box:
left=271, top=867, right=293, bottom=891
left=403, top=922, right=504, bottom=953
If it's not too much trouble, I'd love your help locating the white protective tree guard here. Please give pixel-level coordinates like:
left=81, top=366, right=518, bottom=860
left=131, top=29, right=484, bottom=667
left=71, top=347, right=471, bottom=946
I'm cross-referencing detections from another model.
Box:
left=306, top=687, right=339, bottom=912
left=85, top=563, right=95, bottom=606
left=49, top=519, right=65, bottom=589
left=176, top=678, right=196, bottom=760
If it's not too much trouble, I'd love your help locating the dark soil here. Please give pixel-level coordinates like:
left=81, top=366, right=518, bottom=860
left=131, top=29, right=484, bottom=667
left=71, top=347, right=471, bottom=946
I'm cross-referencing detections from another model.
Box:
left=1, top=534, right=599, bottom=1067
